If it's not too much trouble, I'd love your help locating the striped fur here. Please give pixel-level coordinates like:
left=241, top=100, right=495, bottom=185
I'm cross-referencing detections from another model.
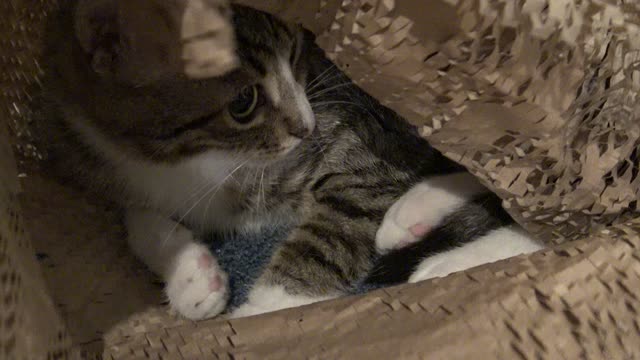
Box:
left=40, top=2, right=531, bottom=319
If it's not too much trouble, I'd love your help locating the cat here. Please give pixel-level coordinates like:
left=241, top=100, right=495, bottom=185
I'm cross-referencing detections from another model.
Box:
left=38, top=0, right=544, bottom=320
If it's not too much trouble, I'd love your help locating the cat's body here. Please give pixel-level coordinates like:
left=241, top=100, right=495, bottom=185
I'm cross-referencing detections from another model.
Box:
left=39, top=1, right=543, bottom=320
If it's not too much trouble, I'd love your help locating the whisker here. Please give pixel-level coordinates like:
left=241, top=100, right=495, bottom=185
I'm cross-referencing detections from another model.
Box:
left=200, top=154, right=245, bottom=224
left=311, top=99, right=381, bottom=124
left=165, top=151, right=244, bottom=221
left=306, top=66, right=345, bottom=94
left=306, top=72, right=344, bottom=96
left=161, top=154, right=254, bottom=248
left=259, top=166, right=267, bottom=213
left=305, top=64, right=337, bottom=92
left=307, top=82, right=353, bottom=100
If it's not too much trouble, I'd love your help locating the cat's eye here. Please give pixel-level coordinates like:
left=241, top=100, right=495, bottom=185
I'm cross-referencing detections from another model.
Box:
left=229, top=85, right=260, bottom=123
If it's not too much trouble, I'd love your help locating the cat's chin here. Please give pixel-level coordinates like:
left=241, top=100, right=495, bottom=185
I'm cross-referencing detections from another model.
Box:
left=281, top=137, right=303, bottom=151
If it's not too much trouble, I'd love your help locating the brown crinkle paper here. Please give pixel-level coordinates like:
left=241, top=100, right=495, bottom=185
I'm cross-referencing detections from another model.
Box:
left=2, top=0, right=640, bottom=358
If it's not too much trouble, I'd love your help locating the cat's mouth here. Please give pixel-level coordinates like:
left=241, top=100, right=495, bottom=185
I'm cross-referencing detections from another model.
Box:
left=246, top=137, right=303, bottom=166
left=280, top=137, right=303, bottom=152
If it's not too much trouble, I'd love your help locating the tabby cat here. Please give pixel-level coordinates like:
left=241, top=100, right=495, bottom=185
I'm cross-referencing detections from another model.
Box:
left=39, top=0, right=543, bottom=320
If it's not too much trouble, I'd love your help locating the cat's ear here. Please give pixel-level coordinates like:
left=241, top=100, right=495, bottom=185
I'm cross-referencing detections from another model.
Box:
left=73, top=0, right=237, bottom=84
left=74, top=0, right=124, bottom=77
left=73, top=0, right=186, bottom=84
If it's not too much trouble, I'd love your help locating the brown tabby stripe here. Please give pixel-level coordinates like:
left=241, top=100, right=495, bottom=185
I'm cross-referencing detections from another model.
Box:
left=283, top=240, right=351, bottom=285
left=315, top=194, right=386, bottom=221
left=153, top=112, right=220, bottom=140
left=274, top=246, right=351, bottom=291
left=43, top=1, right=517, bottom=305
left=270, top=264, right=313, bottom=289
left=298, top=222, right=360, bottom=257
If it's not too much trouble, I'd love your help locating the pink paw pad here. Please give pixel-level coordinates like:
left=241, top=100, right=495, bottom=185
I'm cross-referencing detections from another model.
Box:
left=197, top=253, right=214, bottom=269
left=208, top=274, right=222, bottom=291
left=409, top=223, right=431, bottom=237
left=393, top=224, right=432, bottom=250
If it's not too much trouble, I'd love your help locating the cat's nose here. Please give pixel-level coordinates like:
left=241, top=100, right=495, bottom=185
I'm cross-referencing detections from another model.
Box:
left=284, top=114, right=315, bottom=139
left=288, top=127, right=309, bottom=139
left=286, top=120, right=313, bottom=138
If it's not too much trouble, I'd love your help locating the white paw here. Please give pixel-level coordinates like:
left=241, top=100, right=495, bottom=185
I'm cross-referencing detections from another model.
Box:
left=181, top=0, right=238, bottom=78
left=228, top=284, right=334, bottom=319
left=376, top=173, right=488, bottom=253
left=166, top=243, right=228, bottom=320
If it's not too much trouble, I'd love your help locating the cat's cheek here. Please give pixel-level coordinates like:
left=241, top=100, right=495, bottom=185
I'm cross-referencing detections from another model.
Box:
left=165, top=243, right=229, bottom=320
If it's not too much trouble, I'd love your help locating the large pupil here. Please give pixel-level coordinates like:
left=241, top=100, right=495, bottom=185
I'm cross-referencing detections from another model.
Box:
left=229, top=85, right=258, bottom=121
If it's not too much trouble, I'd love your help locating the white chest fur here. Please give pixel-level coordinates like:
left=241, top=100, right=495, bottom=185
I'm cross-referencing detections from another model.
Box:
left=116, top=151, right=242, bottom=230
left=69, top=114, right=245, bottom=231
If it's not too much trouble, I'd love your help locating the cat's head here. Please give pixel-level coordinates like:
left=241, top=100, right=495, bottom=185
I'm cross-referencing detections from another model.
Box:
left=57, top=1, right=315, bottom=165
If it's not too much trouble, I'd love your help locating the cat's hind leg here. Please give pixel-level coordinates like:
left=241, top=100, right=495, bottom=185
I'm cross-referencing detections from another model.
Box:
left=229, top=283, right=335, bottom=318
left=228, top=206, right=377, bottom=318
left=375, top=172, right=488, bottom=252
left=408, top=226, right=544, bottom=282
left=227, top=225, right=347, bottom=318
left=126, top=209, right=228, bottom=320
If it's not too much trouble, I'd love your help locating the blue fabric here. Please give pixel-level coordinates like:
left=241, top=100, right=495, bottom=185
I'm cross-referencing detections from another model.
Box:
left=205, top=224, right=380, bottom=309
left=206, top=225, right=290, bottom=309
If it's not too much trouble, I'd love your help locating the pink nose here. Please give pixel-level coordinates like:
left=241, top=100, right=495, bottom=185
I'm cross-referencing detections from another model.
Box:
left=284, top=115, right=315, bottom=139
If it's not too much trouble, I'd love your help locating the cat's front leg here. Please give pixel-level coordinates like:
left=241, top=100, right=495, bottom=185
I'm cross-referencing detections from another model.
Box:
left=126, top=209, right=228, bottom=320
left=375, top=172, right=488, bottom=252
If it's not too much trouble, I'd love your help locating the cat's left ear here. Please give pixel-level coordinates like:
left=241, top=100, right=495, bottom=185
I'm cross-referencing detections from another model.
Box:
left=74, top=0, right=237, bottom=85
left=73, top=0, right=188, bottom=84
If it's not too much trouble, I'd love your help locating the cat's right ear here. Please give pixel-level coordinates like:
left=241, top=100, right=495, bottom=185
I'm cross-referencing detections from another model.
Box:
left=74, top=0, right=124, bottom=77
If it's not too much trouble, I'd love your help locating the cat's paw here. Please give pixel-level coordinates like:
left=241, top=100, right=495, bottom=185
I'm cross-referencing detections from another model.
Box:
left=166, top=243, right=228, bottom=320
left=376, top=173, right=487, bottom=253
left=181, top=0, right=237, bottom=78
